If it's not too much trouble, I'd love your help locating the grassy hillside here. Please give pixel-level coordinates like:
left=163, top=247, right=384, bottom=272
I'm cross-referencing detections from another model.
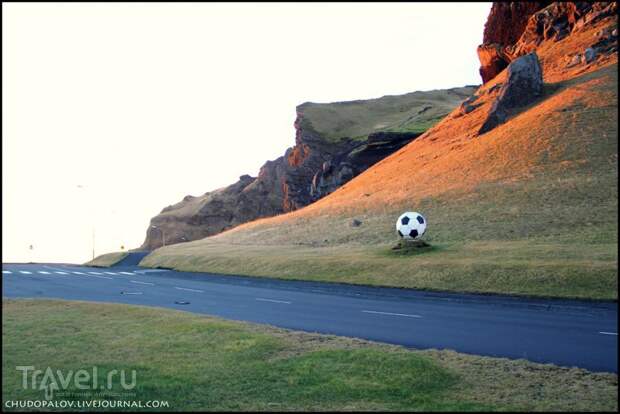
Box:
left=85, top=251, right=127, bottom=267
left=3, top=300, right=617, bottom=411
left=299, top=86, right=476, bottom=142
left=142, top=17, right=618, bottom=300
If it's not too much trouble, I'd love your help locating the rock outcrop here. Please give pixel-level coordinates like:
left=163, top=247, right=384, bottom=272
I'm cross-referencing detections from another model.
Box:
left=479, top=52, right=544, bottom=134
left=477, top=2, right=618, bottom=83
left=310, top=131, right=421, bottom=199
left=478, top=2, right=549, bottom=83
left=140, top=86, right=477, bottom=250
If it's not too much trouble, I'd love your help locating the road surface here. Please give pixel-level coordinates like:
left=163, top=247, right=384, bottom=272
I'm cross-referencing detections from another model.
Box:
left=2, top=258, right=617, bottom=373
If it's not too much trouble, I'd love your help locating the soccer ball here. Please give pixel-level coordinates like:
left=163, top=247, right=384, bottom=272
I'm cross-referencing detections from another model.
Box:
left=396, top=212, right=427, bottom=239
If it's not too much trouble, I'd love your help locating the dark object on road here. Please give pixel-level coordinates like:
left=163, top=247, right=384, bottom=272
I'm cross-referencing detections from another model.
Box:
left=174, top=301, right=190, bottom=305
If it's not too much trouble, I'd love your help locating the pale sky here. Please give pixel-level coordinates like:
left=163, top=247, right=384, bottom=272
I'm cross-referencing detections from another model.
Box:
left=2, top=2, right=491, bottom=263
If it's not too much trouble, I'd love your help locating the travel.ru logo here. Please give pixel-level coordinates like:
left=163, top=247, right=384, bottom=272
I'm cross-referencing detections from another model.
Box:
left=16, top=366, right=137, bottom=400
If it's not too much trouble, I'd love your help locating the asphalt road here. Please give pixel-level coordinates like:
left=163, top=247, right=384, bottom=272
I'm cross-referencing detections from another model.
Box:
left=2, top=258, right=617, bottom=373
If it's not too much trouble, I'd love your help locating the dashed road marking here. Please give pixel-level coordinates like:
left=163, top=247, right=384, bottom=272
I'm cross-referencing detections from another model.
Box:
left=255, top=298, right=291, bottom=304
left=43, top=265, right=68, bottom=271
left=362, top=310, right=422, bottom=318
left=599, top=332, right=618, bottom=336
left=135, top=269, right=170, bottom=274
left=174, top=287, right=204, bottom=293
left=54, top=271, right=69, bottom=275
left=121, top=291, right=143, bottom=295
left=104, top=272, right=117, bottom=275
left=72, top=272, right=86, bottom=275
left=119, top=272, right=135, bottom=275
left=19, top=271, right=32, bottom=274
left=131, top=280, right=154, bottom=286
left=89, top=275, right=113, bottom=280
left=88, top=272, right=103, bottom=275
left=38, top=271, right=51, bottom=274
left=2, top=270, right=12, bottom=274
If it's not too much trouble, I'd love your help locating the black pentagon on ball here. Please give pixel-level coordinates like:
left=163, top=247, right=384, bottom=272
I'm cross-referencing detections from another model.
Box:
left=401, top=216, right=410, bottom=225
left=397, top=230, right=404, bottom=237
left=416, top=215, right=424, bottom=224
left=409, top=229, right=419, bottom=238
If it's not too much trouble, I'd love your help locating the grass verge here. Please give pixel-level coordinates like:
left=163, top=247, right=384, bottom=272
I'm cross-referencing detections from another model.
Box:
left=2, top=299, right=617, bottom=411
left=84, top=252, right=128, bottom=268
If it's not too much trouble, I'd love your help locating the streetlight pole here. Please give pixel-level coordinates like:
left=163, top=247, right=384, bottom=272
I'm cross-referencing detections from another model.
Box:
left=152, top=225, right=165, bottom=247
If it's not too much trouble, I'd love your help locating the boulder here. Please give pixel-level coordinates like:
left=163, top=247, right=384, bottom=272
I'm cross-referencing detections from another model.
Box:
left=479, top=52, right=543, bottom=135
left=584, top=47, right=596, bottom=63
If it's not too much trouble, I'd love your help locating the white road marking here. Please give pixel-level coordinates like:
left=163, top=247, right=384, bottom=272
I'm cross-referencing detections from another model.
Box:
left=135, top=269, right=170, bottom=274
left=131, top=280, right=154, bottom=286
left=599, top=331, right=618, bottom=336
left=119, top=272, right=135, bottom=275
left=122, top=292, right=143, bottom=295
left=43, top=265, right=67, bottom=271
left=3, top=270, right=12, bottom=274
left=88, top=275, right=113, bottom=280
left=174, top=287, right=204, bottom=293
left=54, top=271, right=68, bottom=275
left=19, top=271, right=32, bottom=274
left=104, top=272, right=118, bottom=275
left=88, top=272, right=103, bottom=275
left=255, top=298, right=291, bottom=304
left=72, top=272, right=86, bottom=275
left=362, top=310, right=422, bottom=318
left=38, top=271, right=51, bottom=274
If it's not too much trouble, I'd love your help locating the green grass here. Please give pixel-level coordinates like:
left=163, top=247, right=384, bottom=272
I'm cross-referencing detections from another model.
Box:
left=299, top=86, right=476, bottom=142
left=142, top=171, right=618, bottom=300
left=84, top=252, right=128, bottom=267
left=3, top=300, right=617, bottom=411
left=142, top=240, right=617, bottom=300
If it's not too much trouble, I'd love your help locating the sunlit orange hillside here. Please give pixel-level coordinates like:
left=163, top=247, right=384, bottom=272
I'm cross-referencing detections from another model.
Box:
left=225, top=13, right=617, bottom=225
left=143, top=3, right=618, bottom=300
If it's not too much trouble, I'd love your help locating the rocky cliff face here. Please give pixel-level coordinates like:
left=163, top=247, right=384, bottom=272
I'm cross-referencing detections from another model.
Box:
left=310, top=131, right=421, bottom=199
left=477, top=2, right=617, bottom=83
left=141, top=87, right=477, bottom=250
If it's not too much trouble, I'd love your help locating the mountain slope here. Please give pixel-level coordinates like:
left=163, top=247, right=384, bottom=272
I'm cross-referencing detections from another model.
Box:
left=142, top=2, right=618, bottom=300
left=140, top=86, right=476, bottom=250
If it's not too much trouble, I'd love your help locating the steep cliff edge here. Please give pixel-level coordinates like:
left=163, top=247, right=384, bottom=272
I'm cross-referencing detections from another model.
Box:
left=477, top=2, right=617, bottom=83
left=141, top=86, right=476, bottom=250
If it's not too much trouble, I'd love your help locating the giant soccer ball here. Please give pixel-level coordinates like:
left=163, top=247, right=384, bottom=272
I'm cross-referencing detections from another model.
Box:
left=396, top=212, right=427, bottom=239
